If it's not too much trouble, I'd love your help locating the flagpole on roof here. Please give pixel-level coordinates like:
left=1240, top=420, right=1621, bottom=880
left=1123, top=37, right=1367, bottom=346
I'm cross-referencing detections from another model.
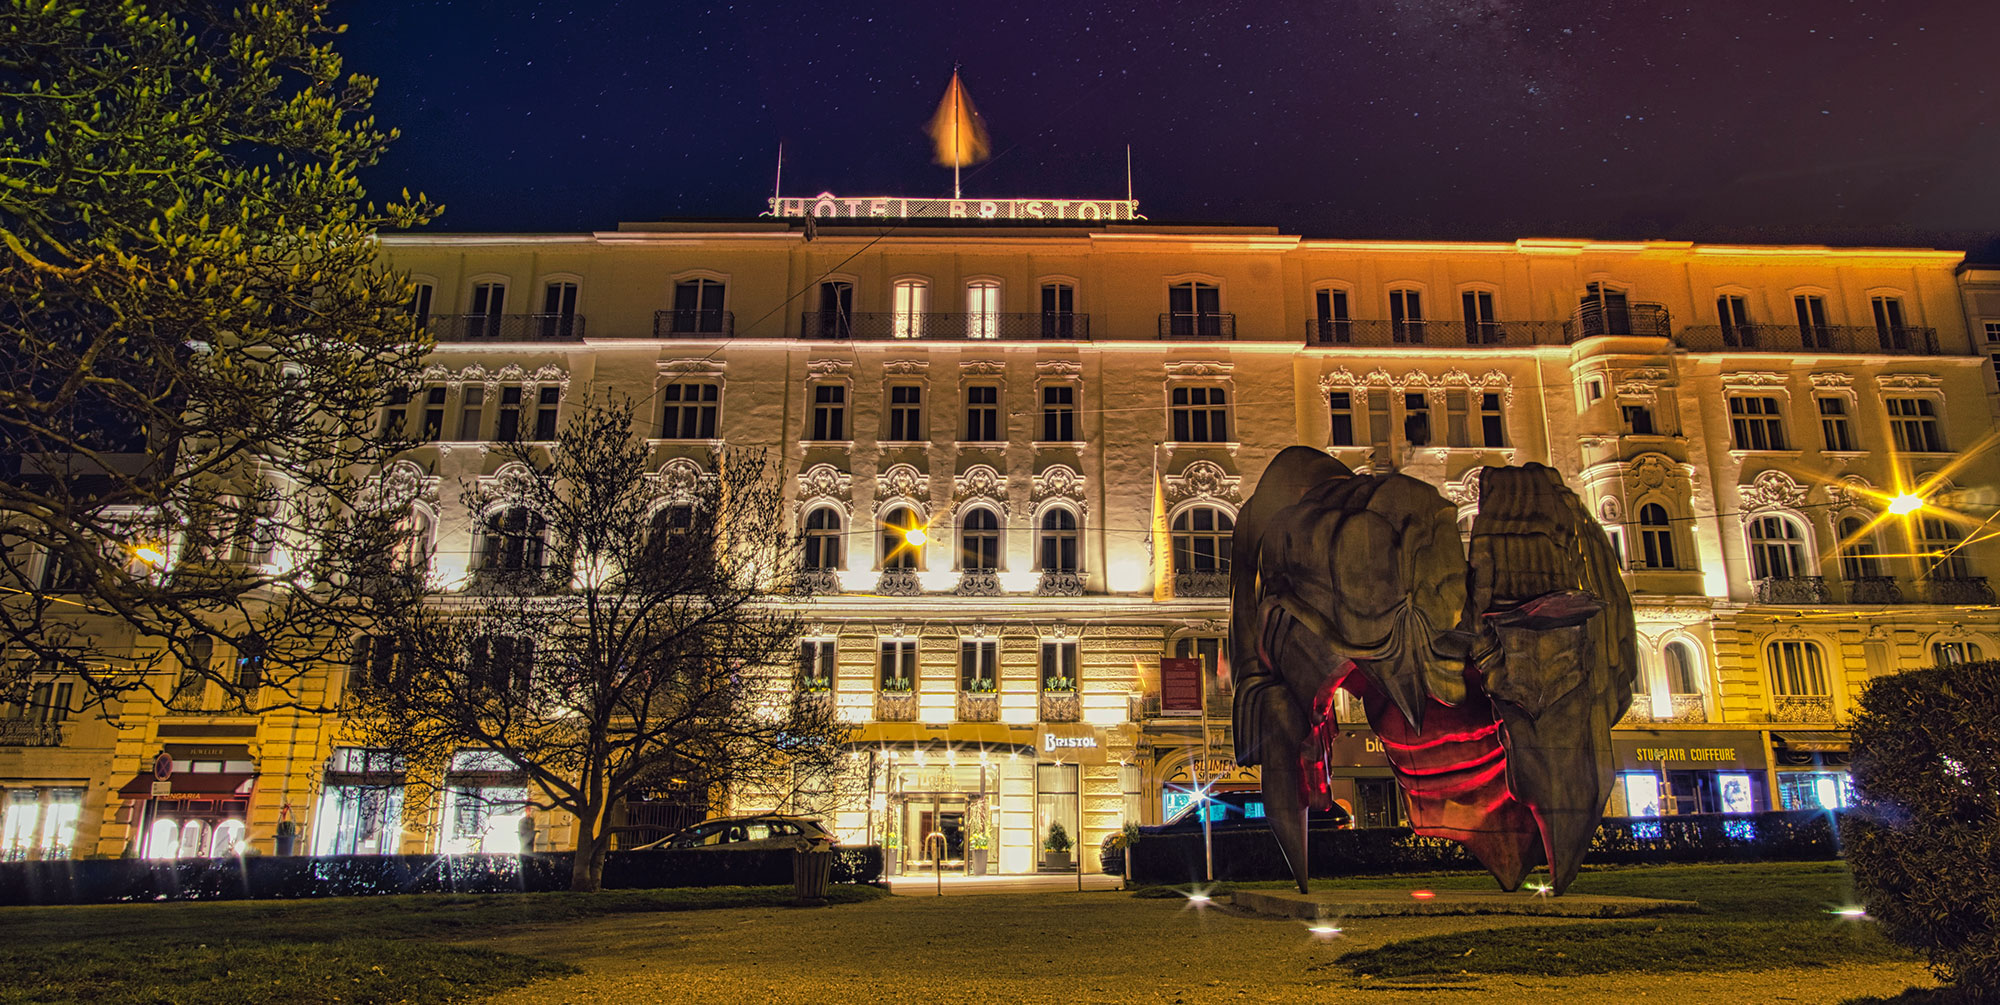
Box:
left=952, top=66, right=962, bottom=199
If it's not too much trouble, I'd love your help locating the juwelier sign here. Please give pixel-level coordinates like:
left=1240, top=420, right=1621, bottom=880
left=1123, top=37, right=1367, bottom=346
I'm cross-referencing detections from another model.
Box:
left=1037, top=723, right=1108, bottom=765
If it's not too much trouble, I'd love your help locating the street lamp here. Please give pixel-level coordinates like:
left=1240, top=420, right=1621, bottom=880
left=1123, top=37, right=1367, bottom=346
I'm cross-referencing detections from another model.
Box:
left=1887, top=493, right=1924, bottom=516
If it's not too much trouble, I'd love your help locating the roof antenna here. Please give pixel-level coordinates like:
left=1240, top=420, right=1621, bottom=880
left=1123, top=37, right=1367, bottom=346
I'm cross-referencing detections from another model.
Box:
left=773, top=142, right=784, bottom=209
left=1125, top=143, right=1134, bottom=207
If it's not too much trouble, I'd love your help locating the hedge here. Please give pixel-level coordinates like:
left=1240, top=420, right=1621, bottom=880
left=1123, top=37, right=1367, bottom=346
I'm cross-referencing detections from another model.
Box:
left=1842, top=659, right=2000, bottom=991
left=0, top=845, right=884, bottom=906
left=1127, top=810, right=1842, bottom=885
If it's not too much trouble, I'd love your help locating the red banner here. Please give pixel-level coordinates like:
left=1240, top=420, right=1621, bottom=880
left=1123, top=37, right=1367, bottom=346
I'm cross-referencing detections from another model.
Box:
left=1160, top=658, right=1205, bottom=716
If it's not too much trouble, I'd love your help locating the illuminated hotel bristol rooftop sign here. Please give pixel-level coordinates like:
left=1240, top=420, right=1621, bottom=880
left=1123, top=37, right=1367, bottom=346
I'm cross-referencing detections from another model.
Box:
left=766, top=192, right=1144, bottom=222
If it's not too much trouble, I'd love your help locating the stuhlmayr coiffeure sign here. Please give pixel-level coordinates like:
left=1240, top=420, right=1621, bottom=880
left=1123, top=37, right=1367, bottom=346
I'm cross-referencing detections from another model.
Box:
left=766, top=192, right=1144, bottom=222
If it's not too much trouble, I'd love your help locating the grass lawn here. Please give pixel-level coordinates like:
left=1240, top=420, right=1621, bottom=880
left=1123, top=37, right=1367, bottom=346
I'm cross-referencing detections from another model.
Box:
left=1145, top=862, right=1919, bottom=979
left=0, top=884, right=886, bottom=1005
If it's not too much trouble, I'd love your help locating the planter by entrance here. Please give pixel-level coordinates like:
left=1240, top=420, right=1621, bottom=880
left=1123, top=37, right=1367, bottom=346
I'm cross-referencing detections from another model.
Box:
left=1043, top=850, right=1071, bottom=872
left=884, top=848, right=900, bottom=876
left=969, top=848, right=989, bottom=876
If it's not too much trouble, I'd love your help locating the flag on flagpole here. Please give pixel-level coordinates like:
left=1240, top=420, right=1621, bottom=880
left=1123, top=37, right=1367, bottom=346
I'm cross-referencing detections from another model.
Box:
left=928, top=70, right=990, bottom=197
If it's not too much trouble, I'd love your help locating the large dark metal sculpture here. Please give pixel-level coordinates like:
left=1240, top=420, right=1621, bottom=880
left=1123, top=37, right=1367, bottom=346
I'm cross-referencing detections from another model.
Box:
left=1231, top=446, right=1636, bottom=894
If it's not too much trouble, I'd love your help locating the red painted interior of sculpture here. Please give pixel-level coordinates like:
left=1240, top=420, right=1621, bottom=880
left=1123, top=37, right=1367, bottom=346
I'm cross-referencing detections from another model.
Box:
left=1303, top=661, right=1542, bottom=889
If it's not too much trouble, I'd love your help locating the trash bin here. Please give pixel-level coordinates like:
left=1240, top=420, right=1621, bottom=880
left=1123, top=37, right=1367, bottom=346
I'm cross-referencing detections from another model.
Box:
left=792, top=848, right=833, bottom=906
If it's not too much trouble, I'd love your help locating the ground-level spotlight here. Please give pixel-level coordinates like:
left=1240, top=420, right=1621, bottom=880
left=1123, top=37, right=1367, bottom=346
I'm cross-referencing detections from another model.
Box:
left=1830, top=906, right=1870, bottom=919
left=1307, top=923, right=1343, bottom=938
left=1409, top=889, right=1436, bottom=900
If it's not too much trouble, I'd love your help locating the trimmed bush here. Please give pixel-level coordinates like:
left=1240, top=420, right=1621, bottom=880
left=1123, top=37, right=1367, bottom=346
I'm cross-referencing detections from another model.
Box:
left=0, top=845, right=884, bottom=906
left=1842, top=659, right=2000, bottom=991
left=1127, top=810, right=1841, bottom=886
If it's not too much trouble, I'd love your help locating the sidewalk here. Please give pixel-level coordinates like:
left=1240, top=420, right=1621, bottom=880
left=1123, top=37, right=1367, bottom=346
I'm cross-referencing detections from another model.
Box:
left=882, top=870, right=1125, bottom=895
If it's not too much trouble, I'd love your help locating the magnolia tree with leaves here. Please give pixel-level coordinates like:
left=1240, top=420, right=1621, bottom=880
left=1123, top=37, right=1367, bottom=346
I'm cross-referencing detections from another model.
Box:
left=351, top=400, right=850, bottom=892
left=0, top=3, right=435, bottom=715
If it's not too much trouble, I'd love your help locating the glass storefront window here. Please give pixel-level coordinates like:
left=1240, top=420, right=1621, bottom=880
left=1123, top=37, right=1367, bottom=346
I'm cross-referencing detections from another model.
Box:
left=210, top=819, right=247, bottom=856
left=1034, top=764, right=1078, bottom=867
left=146, top=817, right=180, bottom=859
left=314, top=785, right=406, bottom=856
left=2, top=790, right=38, bottom=860
left=1778, top=771, right=1853, bottom=810
left=37, top=790, right=80, bottom=858
left=1620, top=771, right=1662, bottom=817
left=1717, top=773, right=1756, bottom=814
left=441, top=784, right=528, bottom=854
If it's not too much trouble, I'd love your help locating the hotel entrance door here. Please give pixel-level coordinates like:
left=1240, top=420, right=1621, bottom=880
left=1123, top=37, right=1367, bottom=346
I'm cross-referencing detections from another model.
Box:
left=903, top=796, right=968, bottom=870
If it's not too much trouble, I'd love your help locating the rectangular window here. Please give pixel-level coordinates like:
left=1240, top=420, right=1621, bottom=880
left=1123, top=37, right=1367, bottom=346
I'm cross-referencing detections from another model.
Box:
left=468, top=636, right=534, bottom=693
left=964, top=385, right=1000, bottom=441
left=799, top=640, right=835, bottom=692
left=672, top=278, right=726, bottom=333
left=420, top=386, right=446, bottom=442
left=496, top=386, right=523, bottom=442
left=811, top=385, right=846, bottom=441
left=878, top=639, right=917, bottom=692
left=1986, top=322, right=2000, bottom=387
left=27, top=681, right=72, bottom=723
left=892, top=280, right=929, bottom=339
left=1872, top=295, right=1909, bottom=350
left=1445, top=389, right=1470, bottom=447
left=541, top=281, right=578, bottom=338
left=887, top=384, right=924, bottom=441
left=234, top=639, right=265, bottom=692
left=1795, top=295, right=1831, bottom=348
left=1314, top=288, right=1351, bottom=342
left=469, top=282, right=505, bottom=339
left=1767, top=641, right=1828, bottom=697
left=1728, top=396, right=1787, bottom=451
left=1039, top=640, right=1078, bottom=691
left=457, top=387, right=484, bottom=441
left=1717, top=294, right=1752, bottom=345
left=1367, top=388, right=1391, bottom=457
left=1041, top=385, right=1076, bottom=442
left=1389, top=289, right=1425, bottom=343
left=534, top=387, right=560, bottom=440
left=1328, top=391, right=1355, bottom=446
left=1461, top=290, right=1498, bottom=344
left=1886, top=397, right=1945, bottom=453
left=1170, top=386, right=1228, bottom=442
left=659, top=382, right=719, bottom=439
left=965, top=282, right=1001, bottom=339
left=816, top=281, right=853, bottom=339
left=960, top=640, right=998, bottom=693
left=1622, top=403, right=1656, bottom=436
left=1818, top=397, right=1855, bottom=452
left=1480, top=392, right=1506, bottom=447
left=1040, top=283, right=1077, bottom=338
left=1167, top=281, right=1221, bottom=336
left=1403, top=392, right=1431, bottom=447
left=381, top=388, right=411, bottom=440
left=408, top=283, right=434, bottom=330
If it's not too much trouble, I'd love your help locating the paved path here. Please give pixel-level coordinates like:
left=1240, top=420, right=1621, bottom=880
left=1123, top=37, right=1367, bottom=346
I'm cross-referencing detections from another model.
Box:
left=474, top=890, right=1933, bottom=1004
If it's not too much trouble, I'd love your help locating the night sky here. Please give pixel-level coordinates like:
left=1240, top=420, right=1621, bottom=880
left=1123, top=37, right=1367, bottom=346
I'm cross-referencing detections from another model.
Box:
left=342, top=1, right=2000, bottom=250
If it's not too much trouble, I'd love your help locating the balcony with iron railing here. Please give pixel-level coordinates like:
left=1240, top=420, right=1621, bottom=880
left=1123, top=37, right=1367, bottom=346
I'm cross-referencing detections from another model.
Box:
left=1918, top=576, right=1996, bottom=605
left=1754, top=576, right=1830, bottom=605
left=1619, top=694, right=1708, bottom=725
left=1304, top=318, right=1568, bottom=348
left=1564, top=302, right=1672, bottom=342
left=1157, top=312, right=1237, bottom=339
left=1039, top=691, right=1080, bottom=722
left=1173, top=571, right=1230, bottom=597
left=1678, top=323, right=1943, bottom=356
left=957, top=691, right=1000, bottom=722
left=652, top=309, right=735, bottom=338
left=1845, top=576, right=1903, bottom=605
left=1771, top=695, right=1836, bottom=723
left=875, top=691, right=918, bottom=722
left=801, top=311, right=1088, bottom=340
left=1036, top=571, right=1085, bottom=597
left=427, top=313, right=586, bottom=342
left=953, top=570, right=1002, bottom=597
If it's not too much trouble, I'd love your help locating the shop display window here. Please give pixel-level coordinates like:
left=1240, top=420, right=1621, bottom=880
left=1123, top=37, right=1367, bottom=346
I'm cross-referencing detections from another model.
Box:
left=1778, top=771, right=1853, bottom=810
left=1620, top=771, right=1661, bottom=817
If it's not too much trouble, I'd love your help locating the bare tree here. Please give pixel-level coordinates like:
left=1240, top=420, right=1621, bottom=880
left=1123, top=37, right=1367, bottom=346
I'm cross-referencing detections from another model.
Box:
left=350, top=399, right=847, bottom=891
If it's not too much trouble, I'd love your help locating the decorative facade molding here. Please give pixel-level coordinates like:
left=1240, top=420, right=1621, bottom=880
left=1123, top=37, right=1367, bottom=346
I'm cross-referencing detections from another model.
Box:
left=882, top=359, right=928, bottom=375
left=953, top=464, right=1009, bottom=517
left=1614, top=366, right=1672, bottom=398
left=1874, top=372, right=1944, bottom=391
left=960, top=359, right=1007, bottom=376
left=477, top=461, right=539, bottom=503
left=876, top=463, right=930, bottom=504
left=1823, top=474, right=1875, bottom=510
left=806, top=357, right=853, bottom=377
left=1719, top=371, right=1788, bottom=388
left=1036, top=359, right=1083, bottom=377
left=1032, top=463, right=1088, bottom=516
left=659, top=358, right=726, bottom=376
left=1164, top=460, right=1241, bottom=504
left=1165, top=361, right=1234, bottom=379
left=649, top=457, right=706, bottom=501
left=1807, top=371, right=1855, bottom=389
left=1441, top=467, right=1483, bottom=508
left=1738, top=469, right=1809, bottom=515
left=364, top=459, right=441, bottom=511
left=797, top=463, right=854, bottom=506
left=1626, top=452, right=1691, bottom=491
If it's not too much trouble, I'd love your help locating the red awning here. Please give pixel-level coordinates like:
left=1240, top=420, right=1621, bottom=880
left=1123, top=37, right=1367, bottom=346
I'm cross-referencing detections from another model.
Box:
left=117, top=772, right=256, bottom=799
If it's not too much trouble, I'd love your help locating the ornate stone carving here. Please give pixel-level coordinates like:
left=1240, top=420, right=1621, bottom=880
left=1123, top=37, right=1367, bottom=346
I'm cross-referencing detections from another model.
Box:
left=1597, top=496, right=1623, bottom=525
left=1823, top=474, right=1874, bottom=509
left=478, top=461, right=538, bottom=502
left=1166, top=360, right=1233, bottom=378
left=1033, top=464, right=1087, bottom=511
left=961, top=359, right=1007, bottom=375
left=1874, top=373, right=1943, bottom=390
left=882, top=359, right=927, bottom=375
left=1719, top=371, right=1788, bottom=387
left=1627, top=453, right=1684, bottom=491
left=1739, top=469, right=1808, bottom=514
left=797, top=463, right=853, bottom=504
left=1808, top=371, right=1854, bottom=389
left=954, top=464, right=1009, bottom=517
left=877, top=463, right=929, bottom=503
left=652, top=457, right=705, bottom=501
left=806, top=357, right=853, bottom=377
left=1036, top=359, right=1083, bottom=376
left=364, top=459, right=440, bottom=511
left=530, top=364, right=570, bottom=390
left=1164, top=460, right=1241, bottom=503
left=1441, top=468, right=1483, bottom=508
left=660, top=358, right=726, bottom=375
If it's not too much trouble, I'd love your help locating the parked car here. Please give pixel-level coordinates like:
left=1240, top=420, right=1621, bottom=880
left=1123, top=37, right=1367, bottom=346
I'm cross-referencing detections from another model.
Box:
left=1100, top=791, right=1349, bottom=874
left=634, top=814, right=836, bottom=853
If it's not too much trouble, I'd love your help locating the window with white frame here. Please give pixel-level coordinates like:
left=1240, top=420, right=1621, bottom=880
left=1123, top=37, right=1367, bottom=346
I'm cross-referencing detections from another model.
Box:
left=1817, top=396, right=1856, bottom=452
left=23, top=677, right=73, bottom=723
left=1836, top=516, right=1884, bottom=580
left=1444, top=389, right=1471, bottom=447
left=1314, top=288, right=1351, bottom=343
left=1389, top=288, right=1425, bottom=343
left=1886, top=397, right=1945, bottom=453
left=393, top=506, right=434, bottom=575
left=1716, top=294, right=1752, bottom=345
left=660, top=382, right=719, bottom=439
left=1794, top=294, right=1831, bottom=348
left=1766, top=640, right=1829, bottom=697
left=1171, top=506, right=1233, bottom=573
left=541, top=281, right=579, bottom=339
left=892, top=279, right=929, bottom=338
left=1638, top=503, right=1677, bottom=570
left=1728, top=395, right=1788, bottom=451
left=799, top=639, right=836, bottom=692
left=1167, top=281, right=1222, bottom=336
left=1479, top=391, right=1507, bottom=447
left=408, top=282, right=435, bottom=329
left=380, top=387, right=412, bottom=440
left=802, top=508, right=842, bottom=571
left=1328, top=390, right=1356, bottom=446
left=1663, top=641, right=1702, bottom=695
left=1919, top=517, right=1971, bottom=579
left=960, top=640, right=997, bottom=693
left=1461, top=290, right=1499, bottom=344
left=671, top=278, right=727, bottom=333
left=1871, top=295, right=1910, bottom=350
left=457, top=386, right=484, bottom=441
left=1039, top=640, right=1077, bottom=692
left=468, top=281, right=506, bottom=339
left=419, top=385, right=446, bottom=442
left=886, top=384, right=924, bottom=441
left=1038, top=508, right=1079, bottom=573
left=965, top=280, right=1001, bottom=339
left=1366, top=388, right=1392, bottom=457
left=1040, top=282, right=1078, bottom=338
left=1041, top=384, right=1077, bottom=441
left=495, top=385, right=524, bottom=442
left=878, top=639, right=917, bottom=692
left=964, top=384, right=1000, bottom=441
left=880, top=506, right=922, bottom=570
left=1170, top=386, right=1228, bottom=442
left=1747, top=515, right=1807, bottom=580
left=532, top=387, right=559, bottom=440
left=809, top=384, right=846, bottom=441
left=959, top=507, right=1001, bottom=571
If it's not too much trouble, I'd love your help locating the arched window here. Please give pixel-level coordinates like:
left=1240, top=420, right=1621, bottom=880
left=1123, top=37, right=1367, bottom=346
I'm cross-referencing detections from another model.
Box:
left=880, top=506, right=922, bottom=570
left=394, top=507, right=435, bottom=574
left=965, top=280, right=1001, bottom=339
left=959, top=507, right=1001, bottom=571
left=1038, top=509, right=1079, bottom=573
left=1663, top=640, right=1702, bottom=695
left=892, top=279, right=929, bottom=339
left=1171, top=507, right=1234, bottom=574
left=1919, top=517, right=1971, bottom=579
left=803, top=508, right=842, bottom=571
left=480, top=506, right=546, bottom=572
left=1931, top=641, right=1984, bottom=666
left=1766, top=640, right=1828, bottom=697
left=1747, top=515, right=1806, bottom=579
left=1836, top=516, right=1883, bottom=580
left=1638, top=504, right=1676, bottom=569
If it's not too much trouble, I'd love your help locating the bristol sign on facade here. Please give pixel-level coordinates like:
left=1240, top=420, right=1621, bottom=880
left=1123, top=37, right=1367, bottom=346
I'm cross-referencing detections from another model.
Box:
left=767, top=193, right=1144, bottom=222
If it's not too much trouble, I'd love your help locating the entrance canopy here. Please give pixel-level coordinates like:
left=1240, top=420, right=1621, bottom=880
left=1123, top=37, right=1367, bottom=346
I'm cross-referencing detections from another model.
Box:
left=846, top=722, right=1035, bottom=757
left=117, top=772, right=255, bottom=799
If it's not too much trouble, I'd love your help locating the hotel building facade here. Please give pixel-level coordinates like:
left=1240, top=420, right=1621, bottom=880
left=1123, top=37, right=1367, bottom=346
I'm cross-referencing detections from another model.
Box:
left=5, top=205, right=1998, bottom=872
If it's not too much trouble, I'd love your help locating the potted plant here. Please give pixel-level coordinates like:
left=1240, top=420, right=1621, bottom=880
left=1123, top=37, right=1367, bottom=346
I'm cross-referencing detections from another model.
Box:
left=968, top=830, right=990, bottom=875
left=882, top=827, right=900, bottom=876
left=1043, top=822, right=1072, bottom=871
left=273, top=817, right=298, bottom=857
